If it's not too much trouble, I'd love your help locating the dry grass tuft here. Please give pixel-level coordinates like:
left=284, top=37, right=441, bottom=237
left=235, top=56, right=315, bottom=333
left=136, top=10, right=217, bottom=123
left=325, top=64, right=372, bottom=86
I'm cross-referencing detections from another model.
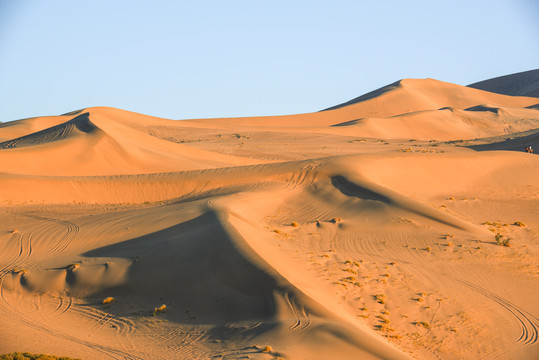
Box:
left=261, top=345, right=273, bottom=353
left=102, top=297, right=115, bottom=305
left=374, top=294, right=386, bottom=304
left=414, top=321, right=431, bottom=329
left=0, top=353, right=80, bottom=360
left=495, top=233, right=511, bottom=247
left=290, top=221, right=300, bottom=227
left=152, top=304, right=167, bottom=316
left=513, top=221, right=526, bottom=227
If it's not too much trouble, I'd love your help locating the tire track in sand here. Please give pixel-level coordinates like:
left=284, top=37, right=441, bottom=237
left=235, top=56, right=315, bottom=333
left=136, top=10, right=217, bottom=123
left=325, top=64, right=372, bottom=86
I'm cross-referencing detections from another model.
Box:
left=453, top=278, right=538, bottom=346
left=0, top=282, right=142, bottom=359
left=284, top=292, right=311, bottom=332
left=0, top=231, right=33, bottom=276
left=0, top=267, right=140, bottom=359
left=149, top=326, right=206, bottom=359
left=69, top=305, right=136, bottom=337
left=24, top=214, right=80, bottom=256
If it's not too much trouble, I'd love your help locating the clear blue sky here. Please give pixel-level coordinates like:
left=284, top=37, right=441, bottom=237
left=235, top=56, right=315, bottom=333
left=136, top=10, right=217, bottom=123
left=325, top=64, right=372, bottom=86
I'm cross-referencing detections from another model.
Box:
left=1, top=0, right=538, bottom=122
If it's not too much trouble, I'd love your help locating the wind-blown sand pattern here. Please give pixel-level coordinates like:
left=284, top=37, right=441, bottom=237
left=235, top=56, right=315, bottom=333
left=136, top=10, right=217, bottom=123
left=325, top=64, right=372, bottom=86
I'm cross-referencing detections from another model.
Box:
left=0, top=77, right=538, bottom=359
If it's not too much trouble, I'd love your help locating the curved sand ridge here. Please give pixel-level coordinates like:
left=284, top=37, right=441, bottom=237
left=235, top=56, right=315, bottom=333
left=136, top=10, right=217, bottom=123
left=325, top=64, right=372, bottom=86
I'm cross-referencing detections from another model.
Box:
left=0, top=77, right=538, bottom=359
left=0, top=108, right=267, bottom=176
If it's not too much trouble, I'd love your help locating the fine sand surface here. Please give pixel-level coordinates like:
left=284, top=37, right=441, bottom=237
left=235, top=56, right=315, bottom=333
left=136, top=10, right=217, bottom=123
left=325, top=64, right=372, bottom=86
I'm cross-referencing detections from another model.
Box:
left=0, top=78, right=538, bottom=359
left=468, top=69, right=539, bottom=98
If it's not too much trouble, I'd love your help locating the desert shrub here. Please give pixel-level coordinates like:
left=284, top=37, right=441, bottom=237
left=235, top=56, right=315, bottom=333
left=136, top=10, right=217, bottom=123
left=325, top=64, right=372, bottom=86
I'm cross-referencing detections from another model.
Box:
left=513, top=221, right=526, bottom=227
left=102, top=297, right=114, bottom=304
left=152, top=304, right=167, bottom=315
left=0, top=353, right=80, bottom=360
left=414, top=321, right=431, bottom=329
left=495, top=233, right=511, bottom=247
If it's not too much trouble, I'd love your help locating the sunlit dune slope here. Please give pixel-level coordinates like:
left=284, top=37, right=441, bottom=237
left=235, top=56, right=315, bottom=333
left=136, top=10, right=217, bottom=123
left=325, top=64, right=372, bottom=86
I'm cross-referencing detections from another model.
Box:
left=0, top=108, right=266, bottom=176
left=0, top=79, right=538, bottom=177
left=174, top=78, right=539, bottom=140
left=0, top=74, right=538, bottom=360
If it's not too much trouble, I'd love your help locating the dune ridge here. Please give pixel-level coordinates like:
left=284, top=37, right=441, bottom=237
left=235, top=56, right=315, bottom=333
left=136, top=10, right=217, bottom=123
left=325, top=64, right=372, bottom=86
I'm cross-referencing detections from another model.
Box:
left=0, top=75, right=538, bottom=359
left=468, top=69, right=539, bottom=98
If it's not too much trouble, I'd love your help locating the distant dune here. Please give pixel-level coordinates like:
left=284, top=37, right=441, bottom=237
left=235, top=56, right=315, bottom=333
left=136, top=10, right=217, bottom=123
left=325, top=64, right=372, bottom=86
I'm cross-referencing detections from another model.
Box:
left=468, top=69, right=539, bottom=98
left=0, top=72, right=538, bottom=360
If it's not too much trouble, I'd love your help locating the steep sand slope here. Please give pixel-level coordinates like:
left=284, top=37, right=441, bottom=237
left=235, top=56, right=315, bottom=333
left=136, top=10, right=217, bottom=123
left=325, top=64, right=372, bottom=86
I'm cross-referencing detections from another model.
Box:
left=0, top=77, right=538, bottom=360
left=468, top=69, right=539, bottom=98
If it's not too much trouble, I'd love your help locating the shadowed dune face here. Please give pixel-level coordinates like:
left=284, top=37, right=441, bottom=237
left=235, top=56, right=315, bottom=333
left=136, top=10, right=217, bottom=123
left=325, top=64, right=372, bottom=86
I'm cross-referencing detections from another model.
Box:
left=468, top=69, right=539, bottom=98
left=465, top=129, right=539, bottom=152
left=0, top=113, right=98, bottom=149
left=81, top=211, right=280, bottom=322
left=0, top=75, right=538, bottom=360
left=321, top=80, right=403, bottom=111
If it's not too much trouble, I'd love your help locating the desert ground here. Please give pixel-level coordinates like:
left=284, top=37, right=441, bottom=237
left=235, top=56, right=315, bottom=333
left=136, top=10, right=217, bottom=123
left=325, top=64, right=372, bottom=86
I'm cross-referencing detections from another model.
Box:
left=0, top=74, right=538, bottom=359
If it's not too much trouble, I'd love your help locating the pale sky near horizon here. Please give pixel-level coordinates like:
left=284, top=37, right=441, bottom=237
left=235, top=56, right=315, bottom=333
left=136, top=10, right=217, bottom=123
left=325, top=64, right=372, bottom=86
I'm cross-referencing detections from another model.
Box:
left=0, top=0, right=538, bottom=122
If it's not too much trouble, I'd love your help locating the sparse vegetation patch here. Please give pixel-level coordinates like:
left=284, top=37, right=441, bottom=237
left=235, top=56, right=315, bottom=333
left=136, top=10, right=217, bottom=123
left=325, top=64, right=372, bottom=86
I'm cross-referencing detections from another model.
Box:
left=102, top=297, right=115, bottom=304
left=374, top=294, right=386, bottom=304
left=152, top=304, right=167, bottom=316
left=0, top=353, right=80, bottom=360
left=495, top=233, right=511, bottom=247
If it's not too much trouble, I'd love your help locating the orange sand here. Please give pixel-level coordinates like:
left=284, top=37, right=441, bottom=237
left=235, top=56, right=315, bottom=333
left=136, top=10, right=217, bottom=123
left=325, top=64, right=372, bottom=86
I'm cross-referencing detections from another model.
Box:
left=0, top=76, right=538, bottom=359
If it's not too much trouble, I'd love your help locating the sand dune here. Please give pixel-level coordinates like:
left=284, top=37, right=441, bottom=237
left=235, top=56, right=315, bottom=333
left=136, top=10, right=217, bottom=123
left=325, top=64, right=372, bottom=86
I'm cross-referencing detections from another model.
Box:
left=169, top=78, right=538, bottom=141
left=0, top=109, right=267, bottom=176
left=0, top=74, right=538, bottom=359
left=468, top=69, right=539, bottom=98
